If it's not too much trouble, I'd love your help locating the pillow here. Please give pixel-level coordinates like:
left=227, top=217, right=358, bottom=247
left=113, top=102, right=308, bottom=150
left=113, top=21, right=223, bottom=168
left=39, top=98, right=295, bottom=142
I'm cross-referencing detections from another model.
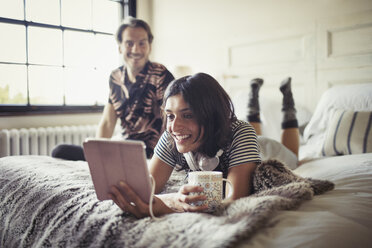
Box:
left=300, top=83, right=372, bottom=160
left=322, top=109, right=372, bottom=156
left=304, top=83, right=372, bottom=143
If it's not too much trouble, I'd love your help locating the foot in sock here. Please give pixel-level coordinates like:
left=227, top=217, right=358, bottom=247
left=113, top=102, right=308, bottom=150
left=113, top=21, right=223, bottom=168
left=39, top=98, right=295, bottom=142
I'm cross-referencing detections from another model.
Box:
left=280, top=77, right=295, bottom=111
left=247, top=78, right=264, bottom=121
left=279, top=77, right=292, bottom=95
left=248, top=78, right=264, bottom=108
left=250, top=78, right=264, bottom=92
left=280, top=77, right=298, bottom=128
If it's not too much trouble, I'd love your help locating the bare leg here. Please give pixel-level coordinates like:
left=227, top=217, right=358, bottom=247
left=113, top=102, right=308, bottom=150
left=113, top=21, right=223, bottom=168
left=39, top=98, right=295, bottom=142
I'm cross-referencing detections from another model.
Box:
left=281, top=128, right=299, bottom=157
left=280, top=77, right=299, bottom=157
left=247, top=78, right=264, bottom=135
left=250, top=121, right=262, bottom=135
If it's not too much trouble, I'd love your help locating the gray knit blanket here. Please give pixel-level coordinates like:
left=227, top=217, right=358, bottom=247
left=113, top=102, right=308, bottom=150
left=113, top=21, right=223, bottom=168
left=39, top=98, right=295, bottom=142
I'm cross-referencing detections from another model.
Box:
left=0, top=156, right=334, bottom=248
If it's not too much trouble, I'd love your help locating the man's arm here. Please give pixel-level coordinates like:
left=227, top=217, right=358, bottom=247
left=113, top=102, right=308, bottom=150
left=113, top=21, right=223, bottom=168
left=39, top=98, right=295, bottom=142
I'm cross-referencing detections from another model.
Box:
left=96, top=103, right=118, bottom=138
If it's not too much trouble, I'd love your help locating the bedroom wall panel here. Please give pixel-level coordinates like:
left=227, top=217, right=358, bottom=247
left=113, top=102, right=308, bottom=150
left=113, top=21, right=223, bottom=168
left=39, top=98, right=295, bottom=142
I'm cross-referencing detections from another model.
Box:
left=317, top=10, right=372, bottom=69
left=315, top=10, right=372, bottom=110
left=228, top=34, right=315, bottom=69
left=147, top=0, right=372, bottom=114
left=328, top=25, right=372, bottom=57
left=223, top=10, right=372, bottom=113
left=222, top=24, right=316, bottom=118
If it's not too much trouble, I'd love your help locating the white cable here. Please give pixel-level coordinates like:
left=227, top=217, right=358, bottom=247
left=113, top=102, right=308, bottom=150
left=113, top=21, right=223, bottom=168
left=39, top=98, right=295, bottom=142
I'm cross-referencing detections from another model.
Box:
left=149, top=175, right=161, bottom=220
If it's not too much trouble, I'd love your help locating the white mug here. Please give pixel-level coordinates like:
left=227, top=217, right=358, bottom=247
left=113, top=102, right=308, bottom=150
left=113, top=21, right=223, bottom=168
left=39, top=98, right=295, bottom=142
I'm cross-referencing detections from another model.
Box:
left=188, top=171, right=233, bottom=212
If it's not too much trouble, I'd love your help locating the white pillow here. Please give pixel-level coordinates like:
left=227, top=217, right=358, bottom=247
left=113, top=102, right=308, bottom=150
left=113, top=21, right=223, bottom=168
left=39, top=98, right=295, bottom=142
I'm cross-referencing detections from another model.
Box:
left=301, top=83, right=372, bottom=159
left=304, top=83, right=372, bottom=141
left=322, top=109, right=372, bottom=156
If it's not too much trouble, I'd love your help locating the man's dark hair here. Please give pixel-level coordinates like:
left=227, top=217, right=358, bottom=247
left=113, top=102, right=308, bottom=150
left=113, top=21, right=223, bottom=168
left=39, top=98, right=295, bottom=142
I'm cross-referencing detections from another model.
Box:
left=115, top=16, right=153, bottom=44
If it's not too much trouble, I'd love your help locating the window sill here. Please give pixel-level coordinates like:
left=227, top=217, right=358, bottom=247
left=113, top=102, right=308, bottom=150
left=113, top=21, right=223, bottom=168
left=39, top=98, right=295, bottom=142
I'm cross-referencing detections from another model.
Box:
left=0, top=105, right=104, bottom=116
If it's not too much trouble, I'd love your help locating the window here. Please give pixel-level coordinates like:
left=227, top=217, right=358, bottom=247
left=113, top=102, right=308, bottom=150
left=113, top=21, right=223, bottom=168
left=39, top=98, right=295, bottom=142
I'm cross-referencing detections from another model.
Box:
left=0, top=0, right=129, bottom=115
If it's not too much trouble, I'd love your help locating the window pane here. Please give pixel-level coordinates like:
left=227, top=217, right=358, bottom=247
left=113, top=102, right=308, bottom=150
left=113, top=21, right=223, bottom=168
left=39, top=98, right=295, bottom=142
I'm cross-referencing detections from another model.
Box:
left=0, top=64, right=27, bottom=104
left=93, top=0, right=121, bottom=33
left=0, top=0, right=123, bottom=110
left=61, top=0, right=92, bottom=30
left=95, top=34, right=120, bottom=69
left=26, top=0, right=60, bottom=25
left=94, top=68, right=111, bottom=105
left=0, top=23, right=26, bottom=63
left=28, top=26, right=63, bottom=65
left=64, top=67, right=108, bottom=105
left=29, top=65, right=64, bottom=105
left=64, top=30, right=95, bottom=67
left=0, top=0, right=24, bottom=20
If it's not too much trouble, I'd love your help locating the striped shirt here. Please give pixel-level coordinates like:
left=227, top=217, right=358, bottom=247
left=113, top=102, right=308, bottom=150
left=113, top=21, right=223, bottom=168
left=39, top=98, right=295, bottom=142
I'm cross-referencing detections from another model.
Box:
left=154, top=120, right=261, bottom=177
left=108, top=61, right=174, bottom=157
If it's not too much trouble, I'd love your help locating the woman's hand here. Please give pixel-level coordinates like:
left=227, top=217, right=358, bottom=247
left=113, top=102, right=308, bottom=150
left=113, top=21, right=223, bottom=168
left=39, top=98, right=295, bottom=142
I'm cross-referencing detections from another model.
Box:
left=169, top=184, right=209, bottom=212
left=109, top=181, right=174, bottom=219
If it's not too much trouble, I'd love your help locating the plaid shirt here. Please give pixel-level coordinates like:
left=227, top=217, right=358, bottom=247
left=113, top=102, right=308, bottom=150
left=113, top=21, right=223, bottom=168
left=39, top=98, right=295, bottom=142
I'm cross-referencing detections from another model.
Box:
left=108, top=61, right=174, bottom=157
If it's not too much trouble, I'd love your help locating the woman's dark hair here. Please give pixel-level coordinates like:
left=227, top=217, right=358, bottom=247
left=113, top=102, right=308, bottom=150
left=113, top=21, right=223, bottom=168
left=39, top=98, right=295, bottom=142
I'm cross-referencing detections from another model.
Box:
left=162, top=72, right=237, bottom=157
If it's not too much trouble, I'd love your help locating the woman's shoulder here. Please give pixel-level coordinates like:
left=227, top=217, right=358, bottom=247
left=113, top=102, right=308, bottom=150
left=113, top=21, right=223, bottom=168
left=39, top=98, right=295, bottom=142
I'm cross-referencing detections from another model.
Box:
left=225, top=120, right=257, bottom=148
left=231, top=119, right=255, bottom=133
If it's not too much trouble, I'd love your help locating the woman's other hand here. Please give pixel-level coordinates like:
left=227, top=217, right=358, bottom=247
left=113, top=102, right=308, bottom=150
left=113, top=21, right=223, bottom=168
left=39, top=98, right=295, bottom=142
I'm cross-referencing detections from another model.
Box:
left=172, top=184, right=209, bottom=212
left=109, top=181, right=173, bottom=218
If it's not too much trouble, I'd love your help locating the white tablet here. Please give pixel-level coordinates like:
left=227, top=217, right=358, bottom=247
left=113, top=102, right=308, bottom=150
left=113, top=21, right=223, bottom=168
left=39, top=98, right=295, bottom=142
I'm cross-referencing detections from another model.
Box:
left=83, top=139, right=152, bottom=203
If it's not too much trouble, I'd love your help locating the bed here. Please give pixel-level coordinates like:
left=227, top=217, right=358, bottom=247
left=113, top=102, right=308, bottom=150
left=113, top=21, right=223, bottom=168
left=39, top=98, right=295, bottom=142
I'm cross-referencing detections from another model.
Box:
left=1, top=83, right=371, bottom=248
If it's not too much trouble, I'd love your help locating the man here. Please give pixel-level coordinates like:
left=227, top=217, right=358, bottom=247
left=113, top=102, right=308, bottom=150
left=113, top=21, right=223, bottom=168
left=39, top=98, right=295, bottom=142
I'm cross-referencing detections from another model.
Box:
left=52, top=17, right=174, bottom=160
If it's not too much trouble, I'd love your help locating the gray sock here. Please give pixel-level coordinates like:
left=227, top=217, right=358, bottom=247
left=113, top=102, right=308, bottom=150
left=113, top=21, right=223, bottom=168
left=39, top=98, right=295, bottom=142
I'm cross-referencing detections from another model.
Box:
left=247, top=78, right=264, bottom=118
left=280, top=77, right=297, bottom=125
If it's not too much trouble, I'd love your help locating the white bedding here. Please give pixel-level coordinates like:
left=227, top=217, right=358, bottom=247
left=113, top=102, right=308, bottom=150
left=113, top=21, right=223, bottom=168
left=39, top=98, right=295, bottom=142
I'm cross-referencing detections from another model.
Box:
left=240, top=153, right=372, bottom=248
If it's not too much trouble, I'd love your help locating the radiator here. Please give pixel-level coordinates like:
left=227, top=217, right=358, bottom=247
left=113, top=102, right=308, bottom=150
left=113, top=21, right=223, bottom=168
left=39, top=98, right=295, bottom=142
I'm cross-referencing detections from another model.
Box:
left=0, top=125, right=98, bottom=157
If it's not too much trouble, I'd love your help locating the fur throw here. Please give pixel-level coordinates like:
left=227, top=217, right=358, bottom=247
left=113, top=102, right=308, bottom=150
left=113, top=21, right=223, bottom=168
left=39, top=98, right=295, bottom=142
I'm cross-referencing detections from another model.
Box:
left=0, top=156, right=334, bottom=248
left=253, top=159, right=335, bottom=195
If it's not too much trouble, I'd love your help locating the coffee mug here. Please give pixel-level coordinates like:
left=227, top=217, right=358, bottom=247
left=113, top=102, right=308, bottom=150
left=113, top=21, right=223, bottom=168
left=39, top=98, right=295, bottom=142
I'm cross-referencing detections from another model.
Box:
left=188, top=171, right=233, bottom=212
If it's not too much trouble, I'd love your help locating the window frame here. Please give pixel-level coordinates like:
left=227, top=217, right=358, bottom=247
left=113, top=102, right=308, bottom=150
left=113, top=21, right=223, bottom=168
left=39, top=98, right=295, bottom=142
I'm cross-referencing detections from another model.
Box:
left=0, top=0, right=136, bottom=116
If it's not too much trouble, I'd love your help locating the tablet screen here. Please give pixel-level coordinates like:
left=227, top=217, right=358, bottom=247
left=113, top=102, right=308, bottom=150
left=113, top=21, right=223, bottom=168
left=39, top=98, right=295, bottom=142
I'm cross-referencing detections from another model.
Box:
left=83, top=139, right=152, bottom=203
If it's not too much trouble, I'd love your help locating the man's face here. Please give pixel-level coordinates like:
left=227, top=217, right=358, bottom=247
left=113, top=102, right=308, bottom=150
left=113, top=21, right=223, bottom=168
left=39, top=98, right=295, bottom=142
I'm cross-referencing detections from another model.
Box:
left=119, top=27, right=151, bottom=74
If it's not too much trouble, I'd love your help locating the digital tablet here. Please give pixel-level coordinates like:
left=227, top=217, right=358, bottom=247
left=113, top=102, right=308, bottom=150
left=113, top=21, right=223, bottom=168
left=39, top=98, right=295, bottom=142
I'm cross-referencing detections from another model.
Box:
left=83, top=139, right=152, bottom=203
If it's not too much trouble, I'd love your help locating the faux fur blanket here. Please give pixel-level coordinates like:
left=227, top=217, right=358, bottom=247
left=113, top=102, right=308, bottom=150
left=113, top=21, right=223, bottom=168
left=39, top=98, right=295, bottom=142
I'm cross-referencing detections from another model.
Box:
left=0, top=156, right=334, bottom=248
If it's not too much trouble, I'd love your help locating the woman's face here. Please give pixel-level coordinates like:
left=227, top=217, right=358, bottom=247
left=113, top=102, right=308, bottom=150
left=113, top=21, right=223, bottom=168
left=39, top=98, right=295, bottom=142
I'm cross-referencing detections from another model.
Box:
left=164, top=94, right=203, bottom=154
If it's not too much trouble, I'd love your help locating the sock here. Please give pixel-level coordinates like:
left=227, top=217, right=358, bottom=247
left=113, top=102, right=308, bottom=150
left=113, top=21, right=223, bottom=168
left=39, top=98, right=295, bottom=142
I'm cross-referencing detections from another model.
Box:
left=280, top=77, right=298, bottom=129
left=247, top=78, right=263, bottom=123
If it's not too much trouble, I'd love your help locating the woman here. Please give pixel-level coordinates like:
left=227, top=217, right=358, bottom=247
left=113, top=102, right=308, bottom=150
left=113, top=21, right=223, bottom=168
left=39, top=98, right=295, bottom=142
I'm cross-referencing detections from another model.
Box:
left=110, top=72, right=261, bottom=218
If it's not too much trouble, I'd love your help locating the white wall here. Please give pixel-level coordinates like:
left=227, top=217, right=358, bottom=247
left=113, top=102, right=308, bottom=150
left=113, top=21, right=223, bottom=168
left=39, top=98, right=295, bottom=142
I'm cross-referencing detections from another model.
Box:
left=143, top=0, right=372, bottom=113
left=0, top=113, right=102, bottom=130
left=2, top=0, right=372, bottom=130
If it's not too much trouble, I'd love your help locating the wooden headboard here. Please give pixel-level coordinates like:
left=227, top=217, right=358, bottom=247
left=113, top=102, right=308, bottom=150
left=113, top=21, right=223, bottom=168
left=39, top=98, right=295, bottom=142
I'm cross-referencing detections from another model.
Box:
left=221, top=10, right=372, bottom=114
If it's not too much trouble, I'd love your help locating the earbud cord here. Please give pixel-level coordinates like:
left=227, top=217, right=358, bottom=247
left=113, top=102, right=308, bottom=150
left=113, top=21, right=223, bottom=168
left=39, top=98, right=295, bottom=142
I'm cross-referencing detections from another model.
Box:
left=149, top=175, right=161, bottom=220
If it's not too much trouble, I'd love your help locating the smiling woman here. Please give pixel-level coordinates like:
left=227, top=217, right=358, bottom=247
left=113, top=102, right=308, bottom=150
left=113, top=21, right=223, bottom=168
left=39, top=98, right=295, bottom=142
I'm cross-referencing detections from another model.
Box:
left=164, top=94, right=204, bottom=154
left=0, top=0, right=136, bottom=115
left=109, top=72, right=261, bottom=218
